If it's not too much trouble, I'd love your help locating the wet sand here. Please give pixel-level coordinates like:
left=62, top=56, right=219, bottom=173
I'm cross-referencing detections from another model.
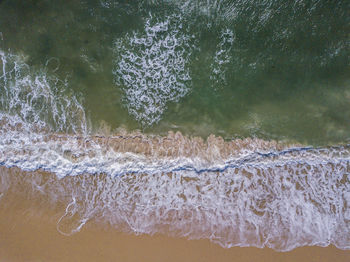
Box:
left=0, top=171, right=349, bottom=262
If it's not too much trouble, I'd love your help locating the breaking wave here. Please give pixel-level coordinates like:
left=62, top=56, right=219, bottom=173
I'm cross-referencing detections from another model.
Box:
left=0, top=49, right=349, bottom=251
left=1, top=140, right=350, bottom=251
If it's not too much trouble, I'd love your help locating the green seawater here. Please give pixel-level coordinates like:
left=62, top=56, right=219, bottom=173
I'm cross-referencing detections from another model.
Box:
left=0, top=0, right=349, bottom=145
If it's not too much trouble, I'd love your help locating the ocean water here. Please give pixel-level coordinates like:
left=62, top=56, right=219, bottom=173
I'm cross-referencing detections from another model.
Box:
left=0, top=0, right=349, bottom=251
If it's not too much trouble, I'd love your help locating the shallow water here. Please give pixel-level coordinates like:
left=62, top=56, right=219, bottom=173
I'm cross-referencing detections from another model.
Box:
left=1, top=0, right=349, bottom=143
left=0, top=0, right=349, bottom=253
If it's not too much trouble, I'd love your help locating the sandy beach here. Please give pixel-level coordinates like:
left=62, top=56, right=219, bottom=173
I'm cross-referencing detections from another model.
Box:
left=1, top=1, right=350, bottom=261
left=0, top=167, right=349, bottom=262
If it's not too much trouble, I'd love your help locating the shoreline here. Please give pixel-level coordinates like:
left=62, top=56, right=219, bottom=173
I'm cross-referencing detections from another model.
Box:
left=1, top=114, right=350, bottom=255
left=1, top=165, right=350, bottom=254
left=0, top=175, right=349, bottom=262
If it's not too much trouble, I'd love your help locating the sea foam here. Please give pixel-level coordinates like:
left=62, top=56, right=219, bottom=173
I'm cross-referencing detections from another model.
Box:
left=113, top=14, right=196, bottom=126
left=0, top=50, right=349, bottom=251
left=1, top=109, right=349, bottom=252
left=0, top=51, right=87, bottom=134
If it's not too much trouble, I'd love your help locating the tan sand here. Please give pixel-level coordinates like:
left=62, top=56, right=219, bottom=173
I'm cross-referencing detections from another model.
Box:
left=0, top=183, right=349, bottom=262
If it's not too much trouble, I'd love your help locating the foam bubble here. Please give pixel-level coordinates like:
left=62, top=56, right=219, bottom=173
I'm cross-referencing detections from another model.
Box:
left=113, top=14, right=196, bottom=126
left=0, top=50, right=87, bottom=134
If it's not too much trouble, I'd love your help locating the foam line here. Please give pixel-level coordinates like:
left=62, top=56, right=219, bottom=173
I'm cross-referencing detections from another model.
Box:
left=0, top=49, right=349, bottom=251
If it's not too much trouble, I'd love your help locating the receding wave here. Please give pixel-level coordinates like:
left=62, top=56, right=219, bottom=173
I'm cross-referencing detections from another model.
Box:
left=0, top=50, right=349, bottom=252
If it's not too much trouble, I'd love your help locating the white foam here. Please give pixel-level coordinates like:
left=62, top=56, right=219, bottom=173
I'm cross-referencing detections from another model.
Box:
left=0, top=51, right=87, bottom=134
left=0, top=49, right=349, bottom=251
left=0, top=105, right=350, bottom=251
left=113, top=14, right=196, bottom=126
left=1, top=146, right=349, bottom=251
